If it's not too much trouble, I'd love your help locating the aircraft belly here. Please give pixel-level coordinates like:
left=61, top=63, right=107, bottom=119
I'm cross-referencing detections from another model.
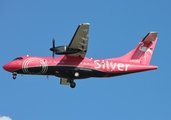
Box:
left=53, top=66, right=93, bottom=79
left=12, top=66, right=150, bottom=79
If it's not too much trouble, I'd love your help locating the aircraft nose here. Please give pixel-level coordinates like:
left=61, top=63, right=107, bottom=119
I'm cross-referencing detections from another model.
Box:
left=3, top=64, right=8, bottom=71
left=3, top=63, right=11, bottom=72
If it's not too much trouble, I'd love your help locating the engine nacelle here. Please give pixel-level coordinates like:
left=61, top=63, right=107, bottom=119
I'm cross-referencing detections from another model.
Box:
left=50, top=46, right=81, bottom=55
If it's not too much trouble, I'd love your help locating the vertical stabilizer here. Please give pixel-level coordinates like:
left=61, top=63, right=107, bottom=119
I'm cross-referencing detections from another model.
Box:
left=116, top=32, right=158, bottom=65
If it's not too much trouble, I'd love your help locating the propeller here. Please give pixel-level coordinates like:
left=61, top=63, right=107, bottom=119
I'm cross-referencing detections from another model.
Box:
left=50, top=38, right=55, bottom=58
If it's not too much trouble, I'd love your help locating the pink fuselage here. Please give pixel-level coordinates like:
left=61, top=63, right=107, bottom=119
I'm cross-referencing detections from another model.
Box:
left=3, top=55, right=157, bottom=79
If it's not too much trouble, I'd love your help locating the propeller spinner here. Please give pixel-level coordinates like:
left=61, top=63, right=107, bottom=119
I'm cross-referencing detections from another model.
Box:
left=49, top=38, right=80, bottom=56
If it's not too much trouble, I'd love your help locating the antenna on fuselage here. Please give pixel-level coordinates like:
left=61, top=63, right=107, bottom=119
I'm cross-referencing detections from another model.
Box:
left=46, top=75, right=49, bottom=80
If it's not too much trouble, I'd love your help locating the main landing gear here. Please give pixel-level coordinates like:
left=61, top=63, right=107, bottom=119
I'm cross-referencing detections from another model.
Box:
left=12, top=72, right=17, bottom=79
left=70, top=81, right=76, bottom=88
left=68, top=72, right=79, bottom=88
left=68, top=79, right=76, bottom=88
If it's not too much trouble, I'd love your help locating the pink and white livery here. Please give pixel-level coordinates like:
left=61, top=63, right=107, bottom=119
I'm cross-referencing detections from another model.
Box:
left=3, top=23, right=158, bottom=88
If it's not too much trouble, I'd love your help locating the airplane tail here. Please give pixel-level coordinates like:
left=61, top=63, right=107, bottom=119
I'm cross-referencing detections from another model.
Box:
left=116, top=32, right=158, bottom=65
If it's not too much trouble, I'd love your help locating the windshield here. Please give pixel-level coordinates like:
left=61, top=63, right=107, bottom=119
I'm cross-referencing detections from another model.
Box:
left=13, top=57, right=23, bottom=61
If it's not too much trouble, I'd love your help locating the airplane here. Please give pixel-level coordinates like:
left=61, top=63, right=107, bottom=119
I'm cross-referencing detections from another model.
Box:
left=3, top=23, right=158, bottom=88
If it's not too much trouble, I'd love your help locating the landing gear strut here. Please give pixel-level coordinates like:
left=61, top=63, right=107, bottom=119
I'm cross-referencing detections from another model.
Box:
left=68, top=71, right=79, bottom=88
left=12, top=72, right=17, bottom=79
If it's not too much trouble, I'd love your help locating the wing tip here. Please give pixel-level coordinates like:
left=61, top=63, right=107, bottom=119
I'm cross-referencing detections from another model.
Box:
left=80, top=23, right=90, bottom=25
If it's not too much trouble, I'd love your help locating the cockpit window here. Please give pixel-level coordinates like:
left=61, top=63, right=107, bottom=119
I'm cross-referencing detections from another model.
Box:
left=13, top=57, right=23, bottom=61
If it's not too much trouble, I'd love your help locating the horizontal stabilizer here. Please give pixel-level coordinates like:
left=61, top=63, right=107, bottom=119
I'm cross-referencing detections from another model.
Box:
left=142, top=32, right=158, bottom=42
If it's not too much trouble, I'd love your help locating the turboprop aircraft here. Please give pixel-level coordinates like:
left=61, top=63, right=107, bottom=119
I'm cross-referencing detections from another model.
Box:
left=3, top=23, right=158, bottom=88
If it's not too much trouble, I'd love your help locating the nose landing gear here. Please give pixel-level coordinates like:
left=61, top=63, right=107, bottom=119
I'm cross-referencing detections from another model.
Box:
left=12, top=72, right=17, bottom=79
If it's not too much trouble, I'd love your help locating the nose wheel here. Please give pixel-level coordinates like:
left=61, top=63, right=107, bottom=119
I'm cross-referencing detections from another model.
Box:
left=12, top=72, right=17, bottom=79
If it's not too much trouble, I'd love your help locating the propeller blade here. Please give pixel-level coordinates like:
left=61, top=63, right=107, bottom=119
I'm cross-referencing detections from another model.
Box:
left=50, top=38, right=56, bottom=58
left=53, top=50, right=55, bottom=58
left=52, top=38, right=55, bottom=58
left=53, top=38, right=55, bottom=48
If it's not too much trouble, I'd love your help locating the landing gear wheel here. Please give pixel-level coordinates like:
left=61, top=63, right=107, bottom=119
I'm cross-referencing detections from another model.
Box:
left=70, top=82, right=76, bottom=88
left=13, top=75, right=16, bottom=79
left=74, top=72, right=79, bottom=77
left=12, top=72, right=17, bottom=80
